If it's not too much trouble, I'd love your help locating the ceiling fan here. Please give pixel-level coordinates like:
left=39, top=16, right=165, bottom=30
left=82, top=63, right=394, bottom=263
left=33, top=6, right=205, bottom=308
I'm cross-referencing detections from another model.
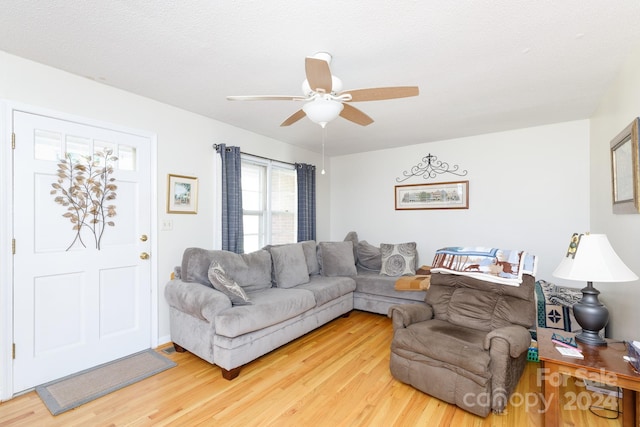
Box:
left=227, top=52, right=419, bottom=128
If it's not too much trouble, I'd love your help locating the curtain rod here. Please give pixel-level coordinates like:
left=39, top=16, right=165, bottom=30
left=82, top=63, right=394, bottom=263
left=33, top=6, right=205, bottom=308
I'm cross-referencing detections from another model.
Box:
left=213, top=143, right=298, bottom=167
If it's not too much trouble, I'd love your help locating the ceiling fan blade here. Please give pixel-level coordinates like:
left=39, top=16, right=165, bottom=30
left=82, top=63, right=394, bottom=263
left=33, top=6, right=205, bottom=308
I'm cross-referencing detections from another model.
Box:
left=305, top=57, right=332, bottom=93
left=341, top=86, right=419, bottom=102
left=340, top=104, right=374, bottom=126
left=280, top=109, right=307, bottom=127
left=227, top=95, right=307, bottom=101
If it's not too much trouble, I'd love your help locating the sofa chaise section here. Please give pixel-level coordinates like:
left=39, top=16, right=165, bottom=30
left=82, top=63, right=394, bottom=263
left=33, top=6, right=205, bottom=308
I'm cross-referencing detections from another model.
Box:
left=353, top=267, right=426, bottom=314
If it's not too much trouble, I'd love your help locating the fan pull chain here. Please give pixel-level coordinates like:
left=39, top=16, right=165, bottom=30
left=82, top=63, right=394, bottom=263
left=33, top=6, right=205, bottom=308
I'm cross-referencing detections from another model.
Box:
left=321, top=126, right=326, bottom=175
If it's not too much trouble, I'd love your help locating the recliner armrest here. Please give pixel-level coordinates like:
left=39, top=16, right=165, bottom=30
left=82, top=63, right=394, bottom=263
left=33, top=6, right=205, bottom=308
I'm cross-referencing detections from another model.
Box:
left=483, top=325, right=531, bottom=357
left=388, top=303, right=433, bottom=329
left=164, top=279, right=232, bottom=322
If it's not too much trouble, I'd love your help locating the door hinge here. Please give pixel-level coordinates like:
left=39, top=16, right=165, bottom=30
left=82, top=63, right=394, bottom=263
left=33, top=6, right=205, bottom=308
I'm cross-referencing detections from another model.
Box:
left=12, top=239, right=16, bottom=255
left=12, top=132, right=15, bottom=149
left=12, top=343, right=15, bottom=359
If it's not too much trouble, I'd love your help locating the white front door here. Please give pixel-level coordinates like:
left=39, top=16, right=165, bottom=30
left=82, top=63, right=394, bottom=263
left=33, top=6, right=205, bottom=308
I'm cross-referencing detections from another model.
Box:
left=12, top=110, right=153, bottom=393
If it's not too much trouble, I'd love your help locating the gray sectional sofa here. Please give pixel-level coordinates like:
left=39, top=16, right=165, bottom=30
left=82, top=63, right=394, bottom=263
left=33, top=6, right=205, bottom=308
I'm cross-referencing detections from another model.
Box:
left=164, top=233, right=426, bottom=379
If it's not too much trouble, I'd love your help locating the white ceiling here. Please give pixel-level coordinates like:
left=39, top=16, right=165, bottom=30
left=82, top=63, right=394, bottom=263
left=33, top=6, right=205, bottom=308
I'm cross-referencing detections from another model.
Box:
left=2, top=1, right=640, bottom=156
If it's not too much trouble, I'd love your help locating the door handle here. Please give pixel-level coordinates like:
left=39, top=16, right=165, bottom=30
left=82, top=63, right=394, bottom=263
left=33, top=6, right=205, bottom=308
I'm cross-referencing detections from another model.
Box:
left=140, top=234, right=148, bottom=242
left=140, top=252, right=150, bottom=260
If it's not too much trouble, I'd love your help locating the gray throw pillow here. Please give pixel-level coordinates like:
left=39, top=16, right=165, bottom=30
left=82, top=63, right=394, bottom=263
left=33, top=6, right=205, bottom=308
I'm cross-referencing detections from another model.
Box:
left=380, top=242, right=417, bottom=276
left=181, top=248, right=272, bottom=292
left=300, top=240, right=320, bottom=275
left=318, top=241, right=357, bottom=277
left=269, top=244, right=310, bottom=288
left=343, top=231, right=359, bottom=264
left=357, top=240, right=382, bottom=271
left=211, top=249, right=272, bottom=293
left=181, top=247, right=218, bottom=286
left=208, top=262, right=252, bottom=305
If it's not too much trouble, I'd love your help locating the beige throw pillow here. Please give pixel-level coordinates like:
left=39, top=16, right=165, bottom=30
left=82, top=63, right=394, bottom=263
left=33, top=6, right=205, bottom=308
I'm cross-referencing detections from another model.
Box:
left=380, top=242, right=417, bottom=276
left=208, top=262, right=252, bottom=305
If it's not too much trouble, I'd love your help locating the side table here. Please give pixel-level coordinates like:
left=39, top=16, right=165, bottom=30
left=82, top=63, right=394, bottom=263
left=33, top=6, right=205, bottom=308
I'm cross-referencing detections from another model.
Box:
left=537, top=328, right=640, bottom=427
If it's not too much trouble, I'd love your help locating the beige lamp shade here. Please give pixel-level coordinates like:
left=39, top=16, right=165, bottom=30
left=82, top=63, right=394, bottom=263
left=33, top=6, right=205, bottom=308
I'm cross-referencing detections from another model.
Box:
left=552, top=233, right=638, bottom=282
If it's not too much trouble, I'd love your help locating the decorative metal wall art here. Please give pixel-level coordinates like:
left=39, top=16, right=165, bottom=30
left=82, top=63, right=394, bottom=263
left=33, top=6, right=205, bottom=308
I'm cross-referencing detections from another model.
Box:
left=50, top=149, right=118, bottom=250
left=396, top=153, right=468, bottom=182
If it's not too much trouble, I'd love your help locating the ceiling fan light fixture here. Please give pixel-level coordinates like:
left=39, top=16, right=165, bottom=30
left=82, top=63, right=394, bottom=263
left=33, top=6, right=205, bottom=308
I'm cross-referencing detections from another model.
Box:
left=301, top=75, right=343, bottom=95
left=227, top=53, right=419, bottom=128
left=302, top=98, right=344, bottom=127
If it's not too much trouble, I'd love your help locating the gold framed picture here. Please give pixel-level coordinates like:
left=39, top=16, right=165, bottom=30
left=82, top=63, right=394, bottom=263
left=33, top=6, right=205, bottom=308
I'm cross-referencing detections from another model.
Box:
left=167, top=174, right=198, bottom=214
left=610, top=118, right=639, bottom=214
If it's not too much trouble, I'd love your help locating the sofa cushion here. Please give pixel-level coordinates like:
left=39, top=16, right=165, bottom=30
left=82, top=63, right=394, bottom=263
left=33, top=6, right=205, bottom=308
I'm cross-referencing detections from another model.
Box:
left=300, top=240, right=320, bottom=275
left=354, top=268, right=426, bottom=302
left=269, top=243, right=310, bottom=288
left=343, top=231, right=359, bottom=263
left=264, top=241, right=319, bottom=277
left=318, top=241, right=357, bottom=277
left=214, top=288, right=316, bottom=338
left=181, top=248, right=272, bottom=292
left=181, top=247, right=219, bottom=287
left=357, top=240, right=382, bottom=271
left=392, top=318, right=491, bottom=380
left=207, top=262, right=252, bottom=306
left=428, top=273, right=536, bottom=331
left=380, top=242, right=417, bottom=276
left=297, top=275, right=356, bottom=306
left=447, top=287, right=499, bottom=331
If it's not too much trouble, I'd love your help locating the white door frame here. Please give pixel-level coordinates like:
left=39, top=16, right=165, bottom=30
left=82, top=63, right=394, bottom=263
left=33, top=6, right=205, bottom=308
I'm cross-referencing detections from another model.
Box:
left=0, top=101, right=159, bottom=401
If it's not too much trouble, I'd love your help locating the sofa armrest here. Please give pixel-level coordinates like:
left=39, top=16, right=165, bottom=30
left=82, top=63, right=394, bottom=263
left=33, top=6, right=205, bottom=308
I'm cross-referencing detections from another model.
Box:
left=388, top=303, right=433, bottom=330
left=164, top=279, right=232, bottom=322
left=483, top=325, right=531, bottom=357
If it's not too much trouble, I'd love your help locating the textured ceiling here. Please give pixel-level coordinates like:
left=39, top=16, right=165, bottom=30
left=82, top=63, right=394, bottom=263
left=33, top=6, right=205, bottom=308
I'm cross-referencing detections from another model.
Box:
left=2, top=1, right=640, bottom=156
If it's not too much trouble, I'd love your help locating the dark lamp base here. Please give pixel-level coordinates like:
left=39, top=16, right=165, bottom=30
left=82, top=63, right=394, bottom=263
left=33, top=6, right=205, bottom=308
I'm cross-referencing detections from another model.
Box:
left=575, top=330, right=607, bottom=346
left=572, top=281, right=608, bottom=347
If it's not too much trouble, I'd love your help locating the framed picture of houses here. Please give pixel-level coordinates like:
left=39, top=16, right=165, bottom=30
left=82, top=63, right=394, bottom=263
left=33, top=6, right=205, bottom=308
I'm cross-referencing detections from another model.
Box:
left=167, top=174, right=198, bottom=214
left=395, top=180, right=469, bottom=210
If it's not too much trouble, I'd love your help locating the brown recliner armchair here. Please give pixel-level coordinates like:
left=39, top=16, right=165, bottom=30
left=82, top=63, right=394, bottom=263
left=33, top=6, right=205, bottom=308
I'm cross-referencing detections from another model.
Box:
left=388, top=272, right=535, bottom=417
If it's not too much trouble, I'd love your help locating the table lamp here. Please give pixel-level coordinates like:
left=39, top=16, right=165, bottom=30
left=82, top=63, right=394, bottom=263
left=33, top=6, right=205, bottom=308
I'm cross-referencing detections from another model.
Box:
left=552, top=233, right=638, bottom=346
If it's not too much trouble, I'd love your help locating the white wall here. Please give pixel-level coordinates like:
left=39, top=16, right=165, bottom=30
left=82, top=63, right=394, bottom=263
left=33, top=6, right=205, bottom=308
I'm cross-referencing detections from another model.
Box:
left=330, top=120, right=590, bottom=281
left=0, top=51, right=329, bottom=347
left=589, top=44, right=640, bottom=340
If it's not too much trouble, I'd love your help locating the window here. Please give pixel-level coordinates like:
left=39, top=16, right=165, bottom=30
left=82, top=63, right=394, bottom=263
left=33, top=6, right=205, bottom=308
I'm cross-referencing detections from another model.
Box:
left=241, top=156, right=297, bottom=253
left=34, top=130, right=137, bottom=171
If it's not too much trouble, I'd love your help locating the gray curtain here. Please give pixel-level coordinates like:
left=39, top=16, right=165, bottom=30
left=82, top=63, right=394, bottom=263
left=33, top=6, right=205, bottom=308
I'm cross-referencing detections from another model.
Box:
left=217, top=144, right=244, bottom=253
left=296, top=163, right=316, bottom=242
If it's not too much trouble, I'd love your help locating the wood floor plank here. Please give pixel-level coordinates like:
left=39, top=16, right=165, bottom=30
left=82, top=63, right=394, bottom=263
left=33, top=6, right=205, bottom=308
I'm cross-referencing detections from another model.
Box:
left=0, top=311, right=623, bottom=426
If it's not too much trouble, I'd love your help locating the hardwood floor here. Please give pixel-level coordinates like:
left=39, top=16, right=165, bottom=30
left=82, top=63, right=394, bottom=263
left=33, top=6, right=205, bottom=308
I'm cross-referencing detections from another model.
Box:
left=0, top=311, right=623, bottom=426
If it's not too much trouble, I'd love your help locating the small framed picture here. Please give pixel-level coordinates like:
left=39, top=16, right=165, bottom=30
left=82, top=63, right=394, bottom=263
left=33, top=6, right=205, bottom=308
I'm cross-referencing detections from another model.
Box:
left=167, top=174, right=198, bottom=214
left=395, top=180, right=469, bottom=210
left=610, top=118, right=639, bottom=214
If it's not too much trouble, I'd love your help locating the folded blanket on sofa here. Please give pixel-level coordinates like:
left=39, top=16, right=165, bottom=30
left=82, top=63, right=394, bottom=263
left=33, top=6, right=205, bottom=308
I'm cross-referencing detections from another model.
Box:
left=431, top=247, right=537, bottom=286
